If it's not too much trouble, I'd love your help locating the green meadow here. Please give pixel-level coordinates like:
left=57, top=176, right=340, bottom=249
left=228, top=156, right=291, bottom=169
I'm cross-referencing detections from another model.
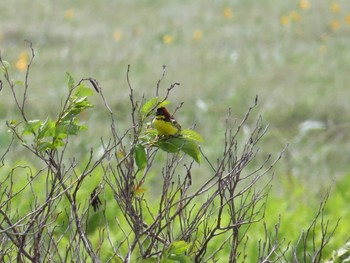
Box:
left=1, top=0, right=350, bottom=261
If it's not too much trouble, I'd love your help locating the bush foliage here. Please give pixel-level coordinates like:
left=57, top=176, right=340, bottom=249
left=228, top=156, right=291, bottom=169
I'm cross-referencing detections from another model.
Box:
left=0, top=45, right=349, bottom=262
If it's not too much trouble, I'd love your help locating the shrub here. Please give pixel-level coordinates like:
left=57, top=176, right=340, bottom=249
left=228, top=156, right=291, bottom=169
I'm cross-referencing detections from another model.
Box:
left=0, top=43, right=347, bottom=262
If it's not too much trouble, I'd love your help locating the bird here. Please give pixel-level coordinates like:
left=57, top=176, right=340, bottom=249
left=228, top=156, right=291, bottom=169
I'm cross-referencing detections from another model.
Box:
left=152, top=107, right=181, bottom=136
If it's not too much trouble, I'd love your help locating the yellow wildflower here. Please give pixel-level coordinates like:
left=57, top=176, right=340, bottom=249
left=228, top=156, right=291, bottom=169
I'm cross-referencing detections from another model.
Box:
left=330, top=3, right=340, bottom=13
left=331, top=20, right=341, bottom=31
left=15, top=52, right=28, bottom=71
left=65, top=9, right=75, bottom=20
left=346, top=14, right=350, bottom=24
left=299, top=0, right=310, bottom=10
left=289, top=11, right=302, bottom=21
left=280, top=15, right=290, bottom=26
left=162, top=34, right=174, bottom=44
left=222, top=8, right=233, bottom=19
left=193, top=30, right=203, bottom=42
left=113, top=30, right=123, bottom=42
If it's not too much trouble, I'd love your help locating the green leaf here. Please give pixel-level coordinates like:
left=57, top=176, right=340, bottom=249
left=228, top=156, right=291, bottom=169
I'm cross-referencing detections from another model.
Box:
left=141, top=98, right=170, bottom=116
left=1, top=60, right=10, bottom=73
left=168, top=240, right=190, bottom=254
left=37, top=141, right=56, bottom=152
left=141, top=258, right=158, bottom=263
left=157, top=137, right=201, bottom=163
left=158, top=100, right=171, bottom=108
left=180, top=129, right=204, bottom=142
left=61, top=101, right=92, bottom=122
left=53, top=138, right=65, bottom=148
left=22, top=120, right=42, bottom=135
left=142, top=128, right=158, bottom=137
left=111, top=256, right=125, bottom=263
left=55, top=123, right=69, bottom=138
left=14, top=80, right=25, bottom=87
left=66, top=72, right=75, bottom=90
left=74, top=83, right=94, bottom=97
left=135, top=144, right=147, bottom=170
left=61, top=108, right=80, bottom=122
left=182, top=140, right=201, bottom=163
left=74, top=98, right=93, bottom=109
left=65, top=122, right=81, bottom=135
left=79, top=124, right=88, bottom=131
left=37, top=118, right=55, bottom=139
left=187, top=239, right=201, bottom=256
left=161, top=241, right=192, bottom=263
left=142, top=97, right=159, bottom=115
left=167, top=255, right=192, bottom=263
left=157, top=137, right=183, bottom=153
left=55, top=119, right=83, bottom=137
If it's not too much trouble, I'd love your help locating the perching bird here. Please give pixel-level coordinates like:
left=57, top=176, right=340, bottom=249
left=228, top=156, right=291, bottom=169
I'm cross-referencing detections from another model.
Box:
left=152, top=107, right=181, bottom=136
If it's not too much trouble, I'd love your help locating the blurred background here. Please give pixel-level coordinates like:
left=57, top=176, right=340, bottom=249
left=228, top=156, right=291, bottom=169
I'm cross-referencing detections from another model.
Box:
left=1, top=0, right=350, bottom=255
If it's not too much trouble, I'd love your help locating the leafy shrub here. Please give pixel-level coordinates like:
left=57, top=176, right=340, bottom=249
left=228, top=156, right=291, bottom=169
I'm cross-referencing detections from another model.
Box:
left=0, top=44, right=347, bottom=263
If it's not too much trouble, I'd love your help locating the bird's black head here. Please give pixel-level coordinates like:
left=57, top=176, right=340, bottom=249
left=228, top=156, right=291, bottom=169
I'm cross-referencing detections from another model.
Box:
left=155, top=107, right=172, bottom=120
left=156, top=107, right=165, bottom=116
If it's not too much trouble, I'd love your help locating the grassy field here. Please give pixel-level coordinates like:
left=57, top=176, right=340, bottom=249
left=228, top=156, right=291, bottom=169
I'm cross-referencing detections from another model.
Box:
left=1, top=0, right=350, bottom=261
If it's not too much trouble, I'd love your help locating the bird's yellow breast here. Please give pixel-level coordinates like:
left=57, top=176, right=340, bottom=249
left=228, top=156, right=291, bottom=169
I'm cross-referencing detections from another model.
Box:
left=152, top=117, right=179, bottom=135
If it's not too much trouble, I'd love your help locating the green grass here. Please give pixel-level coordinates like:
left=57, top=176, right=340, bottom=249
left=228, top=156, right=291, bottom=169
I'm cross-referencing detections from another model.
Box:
left=1, top=0, right=350, bottom=260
